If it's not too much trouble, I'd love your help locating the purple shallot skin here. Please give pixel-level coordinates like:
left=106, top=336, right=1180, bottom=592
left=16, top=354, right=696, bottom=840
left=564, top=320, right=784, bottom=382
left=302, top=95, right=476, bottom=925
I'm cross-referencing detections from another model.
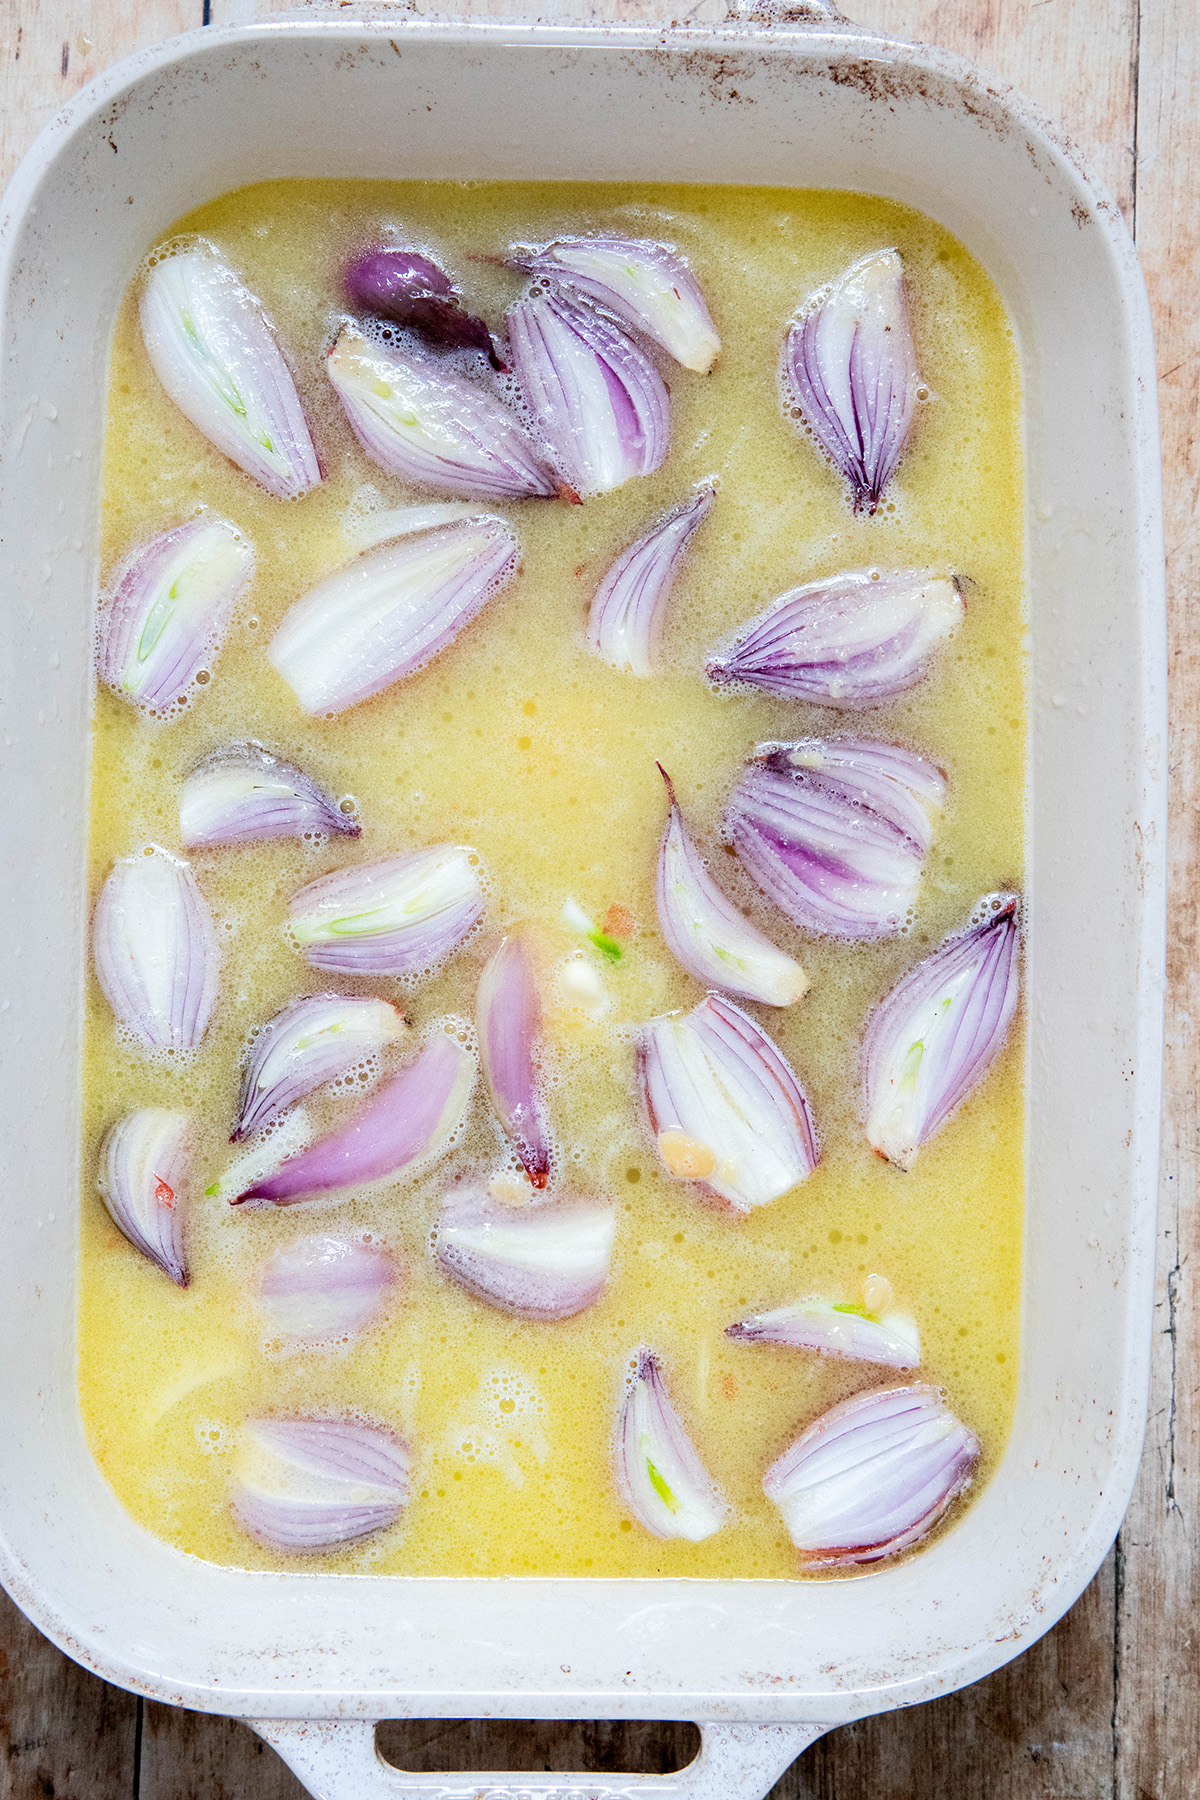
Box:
left=345, top=247, right=505, bottom=369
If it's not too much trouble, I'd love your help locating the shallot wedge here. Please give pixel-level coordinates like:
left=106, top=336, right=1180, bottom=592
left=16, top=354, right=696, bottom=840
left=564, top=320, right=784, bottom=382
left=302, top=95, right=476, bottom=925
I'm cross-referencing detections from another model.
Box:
left=725, top=737, right=945, bottom=939
left=231, top=1416, right=409, bottom=1552
left=763, top=1384, right=979, bottom=1566
left=436, top=1187, right=615, bottom=1320
left=204, top=1109, right=312, bottom=1203
left=234, top=993, right=409, bottom=1140
left=97, top=1108, right=190, bottom=1286
left=656, top=766, right=808, bottom=1007
left=96, top=517, right=255, bottom=718
left=615, top=1348, right=726, bottom=1541
left=708, top=569, right=964, bottom=707
left=475, top=934, right=551, bottom=1186
left=258, top=1235, right=396, bottom=1343
left=727, top=1298, right=920, bottom=1370
left=327, top=326, right=557, bottom=500
left=864, top=893, right=1021, bottom=1169
left=513, top=236, right=720, bottom=373
left=507, top=291, right=670, bottom=497
left=92, top=846, right=219, bottom=1053
left=179, top=742, right=359, bottom=848
left=231, top=1031, right=475, bottom=1204
left=269, top=514, right=520, bottom=716
left=782, top=248, right=920, bottom=514
left=639, top=992, right=818, bottom=1212
left=345, top=247, right=504, bottom=369
left=288, top=846, right=485, bottom=978
left=587, top=485, right=715, bottom=675
left=139, top=246, right=320, bottom=498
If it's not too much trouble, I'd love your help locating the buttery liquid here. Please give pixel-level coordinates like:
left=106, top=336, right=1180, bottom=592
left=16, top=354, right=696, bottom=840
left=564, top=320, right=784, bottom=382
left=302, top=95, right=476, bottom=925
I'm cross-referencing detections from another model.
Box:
left=81, top=180, right=1025, bottom=1578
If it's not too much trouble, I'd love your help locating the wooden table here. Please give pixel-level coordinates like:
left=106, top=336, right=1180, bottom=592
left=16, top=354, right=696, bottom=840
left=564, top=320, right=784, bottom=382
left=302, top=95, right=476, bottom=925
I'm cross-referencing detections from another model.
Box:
left=1, top=2, right=1194, bottom=1794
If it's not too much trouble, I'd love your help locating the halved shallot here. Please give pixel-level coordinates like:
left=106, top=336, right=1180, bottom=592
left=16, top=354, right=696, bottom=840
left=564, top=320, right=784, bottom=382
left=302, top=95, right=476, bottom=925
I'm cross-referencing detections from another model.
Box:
left=864, top=893, right=1021, bottom=1169
left=270, top=514, right=520, bottom=715
left=763, top=1384, right=980, bottom=1566
left=512, top=236, right=720, bottom=373
left=639, top=992, right=818, bottom=1212
left=179, top=742, right=359, bottom=848
left=707, top=568, right=963, bottom=707
left=345, top=247, right=504, bottom=369
left=615, top=1348, right=726, bottom=1541
left=96, top=517, right=255, bottom=717
left=656, top=766, right=808, bottom=1007
left=507, top=290, right=670, bottom=497
left=231, top=1416, right=410, bottom=1552
left=231, top=1030, right=475, bottom=1204
left=782, top=248, right=920, bottom=514
left=139, top=246, right=320, bottom=499
left=587, top=485, right=715, bottom=675
left=725, top=737, right=945, bottom=939
left=475, top=933, right=551, bottom=1186
left=288, top=846, right=485, bottom=978
left=727, top=1298, right=920, bottom=1370
left=258, top=1235, right=396, bottom=1343
left=234, top=994, right=409, bottom=1140
left=327, top=326, right=557, bottom=500
left=97, top=1107, right=190, bottom=1286
left=92, top=846, right=219, bottom=1053
left=436, top=1187, right=615, bottom=1320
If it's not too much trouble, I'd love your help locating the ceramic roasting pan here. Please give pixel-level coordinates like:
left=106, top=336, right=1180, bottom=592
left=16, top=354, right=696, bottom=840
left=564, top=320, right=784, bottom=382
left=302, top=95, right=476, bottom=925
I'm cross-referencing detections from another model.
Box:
left=0, top=6, right=1166, bottom=1797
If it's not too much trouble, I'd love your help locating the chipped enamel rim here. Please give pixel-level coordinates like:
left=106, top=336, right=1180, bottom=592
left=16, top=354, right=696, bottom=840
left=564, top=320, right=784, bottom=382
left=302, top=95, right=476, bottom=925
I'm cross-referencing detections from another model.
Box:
left=0, top=12, right=1164, bottom=1798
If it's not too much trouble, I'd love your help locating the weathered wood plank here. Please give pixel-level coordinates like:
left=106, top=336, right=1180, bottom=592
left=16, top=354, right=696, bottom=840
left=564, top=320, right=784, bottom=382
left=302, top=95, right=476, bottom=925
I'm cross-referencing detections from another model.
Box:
left=0, top=1586, right=139, bottom=1800
left=1112, top=0, right=1200, bottom=1794
left=0, top=0, right=197, bottom=192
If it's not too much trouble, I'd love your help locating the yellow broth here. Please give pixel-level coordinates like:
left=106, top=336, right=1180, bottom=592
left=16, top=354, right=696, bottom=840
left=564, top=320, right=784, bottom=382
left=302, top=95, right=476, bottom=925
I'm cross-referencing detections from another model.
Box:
left=80, top=179, right=1025, bottom=1578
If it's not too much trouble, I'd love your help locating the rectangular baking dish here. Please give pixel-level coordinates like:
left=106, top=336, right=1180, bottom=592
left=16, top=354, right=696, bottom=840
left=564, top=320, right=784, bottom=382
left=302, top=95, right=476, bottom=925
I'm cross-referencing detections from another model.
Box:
left=0, top=10, right=1165, bottom=1799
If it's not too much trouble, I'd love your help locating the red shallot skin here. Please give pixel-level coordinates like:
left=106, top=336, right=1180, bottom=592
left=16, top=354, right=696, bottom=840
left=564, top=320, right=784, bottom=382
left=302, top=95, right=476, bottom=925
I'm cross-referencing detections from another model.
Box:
left=345, top=247, right=505, bottom=369
left=763, top=1384, right=980, bottom=1566
left=435, top=1185, right=615, bottom=1320
left=258, top=1235, right=397, bottom=1344
left=475, top=933, right=551, bottom=1187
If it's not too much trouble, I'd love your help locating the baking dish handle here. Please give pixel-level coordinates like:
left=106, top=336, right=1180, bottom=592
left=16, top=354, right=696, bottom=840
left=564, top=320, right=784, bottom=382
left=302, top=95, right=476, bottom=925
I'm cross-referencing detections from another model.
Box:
left=249, top=1717, right=828, bottom=1800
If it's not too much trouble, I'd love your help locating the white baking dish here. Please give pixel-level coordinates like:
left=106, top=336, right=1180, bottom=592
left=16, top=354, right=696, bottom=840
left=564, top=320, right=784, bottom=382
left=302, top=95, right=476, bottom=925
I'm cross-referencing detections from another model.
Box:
left=0, top=10, right=1165, bottom=1799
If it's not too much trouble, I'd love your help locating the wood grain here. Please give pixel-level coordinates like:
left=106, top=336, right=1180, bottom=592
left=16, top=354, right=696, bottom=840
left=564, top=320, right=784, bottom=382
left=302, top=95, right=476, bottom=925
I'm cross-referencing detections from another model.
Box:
left=0, top=2, right=1191, bottom=1796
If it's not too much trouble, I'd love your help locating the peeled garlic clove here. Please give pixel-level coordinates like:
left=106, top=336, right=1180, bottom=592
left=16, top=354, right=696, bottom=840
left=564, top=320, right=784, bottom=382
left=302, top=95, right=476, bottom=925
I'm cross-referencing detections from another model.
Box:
left=475, top=934, right=550, bottom=1187
left=513, top=236, right=720, bottom=373
left=258, top=1235, right=396, bottom=1343
left=435, top=1186, right=615, bottom=1320
left=179, top=741, right=360, bottom=849
left=92, top=845, right=219, bottom=1053
left=864, top=893, right=1021, bottom=1170
left=639, top=992, right=818, bottom=1212
left=763, top=1383, right=980, bottom=1566
left=781, top=249, right=919, bottom=514
left=587, top=485, right=715, bottom=675
left=231, top=1416, right=410, bottom=1552
left=235, top=993, right=409, bottom=1140
left=507, top=290, right=670, bottom=498
left=97, top=1108, right=190, bottom=1285
left=727, top=1298, right=920, bottom=1369
left=656, top=766, right=808, bottom=1007
left=96, top=517, right=254, bottom=718
left=615, top=1348, right=726, bottom=1541
left=328, top=326, right=557, bottom=500
left=726, top=737, right=945, bottom=940
left=345, top=247, right=504, bottom=369
left=139, top=245, right=320, bottom=499
left=269, top=514, right=520, bottom=716
left=708, top=568, right=963, bottom=707
left=232, top=1031, right=475, bottom=1205
left=288, top=846, right=485, bottom=978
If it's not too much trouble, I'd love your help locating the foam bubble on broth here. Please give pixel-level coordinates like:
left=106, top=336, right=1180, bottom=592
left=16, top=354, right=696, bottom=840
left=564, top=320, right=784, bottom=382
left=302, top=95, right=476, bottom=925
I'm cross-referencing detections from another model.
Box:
left=80, top=178, right=1025, bottom=1579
